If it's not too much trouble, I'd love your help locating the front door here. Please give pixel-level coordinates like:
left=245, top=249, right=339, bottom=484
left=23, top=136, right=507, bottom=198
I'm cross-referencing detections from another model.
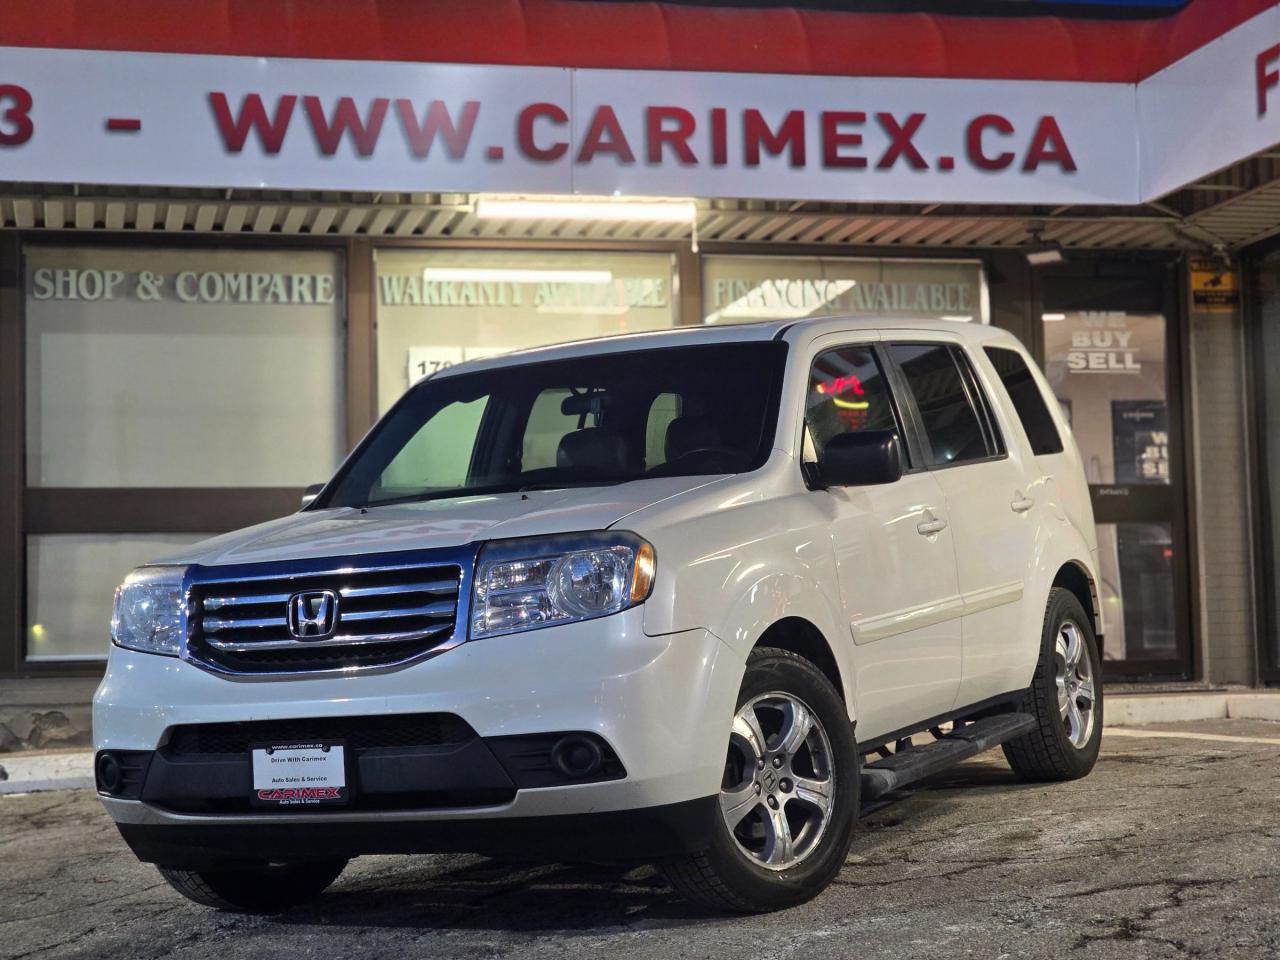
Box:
left=804, top=340, right=962, bottom=742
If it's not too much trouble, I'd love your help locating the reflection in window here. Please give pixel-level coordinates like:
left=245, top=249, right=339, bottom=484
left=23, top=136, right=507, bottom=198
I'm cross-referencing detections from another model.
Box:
left=806, top=347, right=899, bottom=460
left=888, top=343, right=992, bottom=466
left=1095, top=523, right=1177, bottom=661
left=375, top=250, right=678, bottom=413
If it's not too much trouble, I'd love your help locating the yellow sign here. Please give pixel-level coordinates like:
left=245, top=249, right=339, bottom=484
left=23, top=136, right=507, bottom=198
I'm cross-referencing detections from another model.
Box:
left=1189, top=258, right=1239, bottom=313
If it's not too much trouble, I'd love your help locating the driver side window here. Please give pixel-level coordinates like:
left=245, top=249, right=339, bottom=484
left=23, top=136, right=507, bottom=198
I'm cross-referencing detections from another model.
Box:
left=805, top=345, right=903, bottom=462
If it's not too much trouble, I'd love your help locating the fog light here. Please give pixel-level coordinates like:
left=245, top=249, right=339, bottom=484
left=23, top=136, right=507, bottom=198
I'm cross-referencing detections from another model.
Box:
left=550, top=735, right=604, bottom=779
left=96, top=752, right=123, bottom=793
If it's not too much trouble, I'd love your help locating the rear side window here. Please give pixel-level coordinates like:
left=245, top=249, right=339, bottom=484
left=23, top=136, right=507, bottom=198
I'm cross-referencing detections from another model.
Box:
left=887, top=342, right=1002, bottom=467
left=984, top=346, right=1064, bottom=456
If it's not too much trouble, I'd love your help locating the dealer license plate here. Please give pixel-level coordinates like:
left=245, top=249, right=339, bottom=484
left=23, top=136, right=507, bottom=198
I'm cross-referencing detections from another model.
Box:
left=250, top=741, right=348, bottom=807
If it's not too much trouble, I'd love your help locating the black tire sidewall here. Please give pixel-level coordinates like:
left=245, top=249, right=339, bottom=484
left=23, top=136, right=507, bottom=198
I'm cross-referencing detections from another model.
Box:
left=698, top=648, right=858, bottom=910
left=1037, top=590, right=1104, bottom=775
left=162, top=859, right=348, bottom=912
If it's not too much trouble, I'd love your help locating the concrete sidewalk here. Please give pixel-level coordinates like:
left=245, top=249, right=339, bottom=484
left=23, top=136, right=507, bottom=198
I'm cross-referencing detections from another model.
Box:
left=0, top=749, right=93, bottom=795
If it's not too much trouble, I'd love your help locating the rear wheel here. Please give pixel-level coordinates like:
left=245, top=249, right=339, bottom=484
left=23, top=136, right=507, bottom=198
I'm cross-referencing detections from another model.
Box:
left=159, top=859, right=348, bottom=912
left=663, top=646, right=858, bottom=913
left=1003, top=587, right=1103, bottom=781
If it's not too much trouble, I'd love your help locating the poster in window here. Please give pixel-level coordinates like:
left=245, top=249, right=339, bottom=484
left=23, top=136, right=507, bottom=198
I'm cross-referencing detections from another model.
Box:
left=1111, top=400, right=1169, bottom=485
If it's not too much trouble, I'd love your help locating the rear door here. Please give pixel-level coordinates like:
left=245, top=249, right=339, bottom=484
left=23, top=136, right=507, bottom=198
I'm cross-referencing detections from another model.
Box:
left=803, top=337, right=962, bottom=741
left=883, top=339, right=1039, bottom=708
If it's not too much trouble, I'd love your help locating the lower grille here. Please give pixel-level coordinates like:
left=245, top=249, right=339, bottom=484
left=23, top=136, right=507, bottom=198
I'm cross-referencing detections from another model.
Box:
left=186, top=554, right=466, bottom=675
left=166, top=713, right=475, bottom=756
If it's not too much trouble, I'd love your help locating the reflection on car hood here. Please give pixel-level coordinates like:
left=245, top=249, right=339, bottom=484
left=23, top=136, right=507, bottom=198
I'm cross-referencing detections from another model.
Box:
left=152, top=476, right=729, bottom=568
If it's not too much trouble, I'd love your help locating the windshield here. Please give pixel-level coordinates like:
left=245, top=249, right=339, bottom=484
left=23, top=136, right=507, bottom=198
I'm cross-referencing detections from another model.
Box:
left=322, top=341, right=788, bottom=509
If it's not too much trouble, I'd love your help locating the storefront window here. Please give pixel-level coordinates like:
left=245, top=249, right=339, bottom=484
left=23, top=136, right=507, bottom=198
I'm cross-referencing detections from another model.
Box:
left=701, top=256, right=987, bottom=325
left=374, top=250, right=678, bottom=413
left=24, top=245, right=345, bottom=487
left=26, top=534, right=211, bottom=660
left=1043, top=311, right=1176, bottom=664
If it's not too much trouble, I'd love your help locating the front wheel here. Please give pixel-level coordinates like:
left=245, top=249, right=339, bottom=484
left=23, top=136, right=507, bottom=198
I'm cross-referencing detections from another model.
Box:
left=1003, top=587, right=1103, bottom=781
left=159, top=859, right=348, bottom=912
left=663, top=646, right=859, bottom=913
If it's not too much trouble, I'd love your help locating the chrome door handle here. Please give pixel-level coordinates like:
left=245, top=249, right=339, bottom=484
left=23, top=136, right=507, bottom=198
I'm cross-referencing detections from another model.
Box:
left=1011, top=495, right=1035, bottom=514
left=916, top=518, right=948, bottom=536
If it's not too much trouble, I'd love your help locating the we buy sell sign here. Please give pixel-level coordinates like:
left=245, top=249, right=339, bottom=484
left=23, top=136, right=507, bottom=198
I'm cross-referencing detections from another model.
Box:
left=1, top=6, right=1278, bottom=207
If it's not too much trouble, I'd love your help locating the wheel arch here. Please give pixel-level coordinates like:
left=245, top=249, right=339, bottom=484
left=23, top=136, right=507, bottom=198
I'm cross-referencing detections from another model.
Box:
left=753, top=617, right=846, bottom=707
left=1052, top=561, right=1100, bottom=639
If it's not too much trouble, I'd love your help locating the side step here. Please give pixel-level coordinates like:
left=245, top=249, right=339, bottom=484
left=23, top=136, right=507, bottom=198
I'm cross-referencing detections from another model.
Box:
left=860, top=712, right=1037, bottom=804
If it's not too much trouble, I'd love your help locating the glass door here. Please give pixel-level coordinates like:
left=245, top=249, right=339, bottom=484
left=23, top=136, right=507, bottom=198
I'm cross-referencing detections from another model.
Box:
left=1040, top=268, right=1191, bottom=678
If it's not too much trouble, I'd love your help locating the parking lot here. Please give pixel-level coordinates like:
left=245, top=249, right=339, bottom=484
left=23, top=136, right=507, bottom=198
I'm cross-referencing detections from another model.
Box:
left=5, top=719, right=1280, bottom=960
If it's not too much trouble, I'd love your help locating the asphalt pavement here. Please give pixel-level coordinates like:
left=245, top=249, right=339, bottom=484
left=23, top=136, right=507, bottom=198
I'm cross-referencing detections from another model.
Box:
left=4, top=719, right=1280, bottom=960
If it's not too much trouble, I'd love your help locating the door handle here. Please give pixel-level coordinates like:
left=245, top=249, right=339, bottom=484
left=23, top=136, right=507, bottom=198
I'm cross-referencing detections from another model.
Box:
left=916, top=517, right=948, bottom=536
left=1011, top=494, right=1035, bottom=514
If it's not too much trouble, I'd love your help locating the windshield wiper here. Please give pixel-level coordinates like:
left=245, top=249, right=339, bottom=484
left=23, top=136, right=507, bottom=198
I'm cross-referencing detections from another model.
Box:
left=356, top=484, right=525, bottom=508
left=354, top=479, right=624, bottom=509
left=517, top=480, right=622, bottom=492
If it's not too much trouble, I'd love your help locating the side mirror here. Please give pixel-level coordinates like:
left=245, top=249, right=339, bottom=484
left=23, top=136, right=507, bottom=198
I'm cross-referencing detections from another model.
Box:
left=817, top=431, right=903, bottom=487
left=301, top=482, right=326, bottom=509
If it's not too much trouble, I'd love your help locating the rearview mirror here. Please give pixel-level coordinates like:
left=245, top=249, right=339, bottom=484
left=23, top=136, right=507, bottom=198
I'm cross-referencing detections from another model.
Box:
left=301, top=483, right=325, bottom=509
left=817, top=431, right=903, bottom=487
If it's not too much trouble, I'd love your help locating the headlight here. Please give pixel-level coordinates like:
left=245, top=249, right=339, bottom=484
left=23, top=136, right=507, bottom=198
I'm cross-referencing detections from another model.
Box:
left=111, top=566, right=188, bottom=656
left=471, top=532, right=655, bottom=639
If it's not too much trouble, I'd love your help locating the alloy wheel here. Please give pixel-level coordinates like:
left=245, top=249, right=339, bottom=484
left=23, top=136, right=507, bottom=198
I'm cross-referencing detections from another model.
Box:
left=1055, top=619, right=1097, bottom=749
left=719, top=692, right=836, bottom=871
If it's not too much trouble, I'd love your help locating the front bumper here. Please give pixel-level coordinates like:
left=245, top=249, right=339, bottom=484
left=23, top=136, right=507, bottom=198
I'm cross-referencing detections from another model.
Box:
left=94, top=608, right=741, bottom=859
left=105, top=795, right=719, bottom=867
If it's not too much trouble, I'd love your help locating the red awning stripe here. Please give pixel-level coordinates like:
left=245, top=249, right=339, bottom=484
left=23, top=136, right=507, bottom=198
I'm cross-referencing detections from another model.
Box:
left=0, top=0, right=1270, bottom=83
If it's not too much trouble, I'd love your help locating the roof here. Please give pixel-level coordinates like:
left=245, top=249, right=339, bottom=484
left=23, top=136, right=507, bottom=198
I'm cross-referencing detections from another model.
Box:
left=436, top=315, right=1008, bottom=378
left=0, top=0, right=1266, bottom=83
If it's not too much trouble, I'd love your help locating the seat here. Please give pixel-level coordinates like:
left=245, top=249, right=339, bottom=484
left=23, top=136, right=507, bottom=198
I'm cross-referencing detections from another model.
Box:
left=556, top=427, right=628, bottom=478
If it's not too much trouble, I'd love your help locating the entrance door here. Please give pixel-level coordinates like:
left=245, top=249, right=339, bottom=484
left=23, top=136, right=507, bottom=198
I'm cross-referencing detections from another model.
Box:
left=1039, top=268, right=1191, bottom=679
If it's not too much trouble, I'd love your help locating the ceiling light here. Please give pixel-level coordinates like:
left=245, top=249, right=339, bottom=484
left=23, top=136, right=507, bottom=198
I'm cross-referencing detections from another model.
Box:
left=1042, top=312, right=1068, bottom=322
left=475, top=196, right=697, bottom=223
left=1025, top=222, right=1066, bottom=267
left=1026, top=248, right=1066, bottom=267
left=422, top=268, right=613, bottom=285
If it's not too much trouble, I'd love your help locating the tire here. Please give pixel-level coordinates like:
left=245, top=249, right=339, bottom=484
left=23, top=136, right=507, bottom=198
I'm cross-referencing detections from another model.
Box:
left=1003, top=587, right=1103, bottom=782
left=158, top=859, right=348, bottom=912
left=663, top=646, right=859, bottom=913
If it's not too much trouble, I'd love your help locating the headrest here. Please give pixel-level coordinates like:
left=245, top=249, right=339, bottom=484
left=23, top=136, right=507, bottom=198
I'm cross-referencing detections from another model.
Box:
left=665, top=416, right=722, bottom=462
left=556, top=428, right=627, bottom=477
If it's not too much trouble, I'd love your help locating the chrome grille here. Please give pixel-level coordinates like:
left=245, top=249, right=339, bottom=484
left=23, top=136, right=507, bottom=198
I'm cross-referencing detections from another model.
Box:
left=186, top=558, right=465, bottom=675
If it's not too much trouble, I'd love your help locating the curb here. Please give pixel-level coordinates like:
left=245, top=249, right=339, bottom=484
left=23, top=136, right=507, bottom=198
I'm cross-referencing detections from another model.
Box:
left=1104, top=692, right=1280, bottom=727
left=0, top=750, right=94, bottom=795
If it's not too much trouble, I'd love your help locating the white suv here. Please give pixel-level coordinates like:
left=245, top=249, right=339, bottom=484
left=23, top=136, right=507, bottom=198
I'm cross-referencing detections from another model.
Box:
left=94, top=316, right=1102, bottom=913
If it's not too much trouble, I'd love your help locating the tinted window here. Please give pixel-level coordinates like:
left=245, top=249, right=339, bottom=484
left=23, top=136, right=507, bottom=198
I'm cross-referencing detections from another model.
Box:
left=887, top=343, right=995, bottom=467
left=984, top=346, right=1065, bottom=456
left=806, top=346, right=902, bottom=461
left=325, top=342, right=786, bottom=508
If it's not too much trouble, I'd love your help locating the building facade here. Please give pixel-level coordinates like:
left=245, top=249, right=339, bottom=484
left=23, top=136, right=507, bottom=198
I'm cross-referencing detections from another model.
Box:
left=0, top=0, right=1277, bottom=707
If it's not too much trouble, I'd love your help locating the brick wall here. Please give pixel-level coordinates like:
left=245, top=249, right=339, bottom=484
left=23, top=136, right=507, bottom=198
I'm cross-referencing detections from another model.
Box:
left=1187, top=302, right=1257, bottom=685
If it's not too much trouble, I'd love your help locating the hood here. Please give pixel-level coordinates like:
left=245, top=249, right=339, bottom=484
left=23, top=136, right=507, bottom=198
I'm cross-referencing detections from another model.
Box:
left=153, top=475, right=728, bottom=568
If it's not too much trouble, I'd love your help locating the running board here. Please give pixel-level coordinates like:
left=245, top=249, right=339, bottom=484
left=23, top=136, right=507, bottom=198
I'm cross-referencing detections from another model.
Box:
left=860, top=712, right=1037, bottom=803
